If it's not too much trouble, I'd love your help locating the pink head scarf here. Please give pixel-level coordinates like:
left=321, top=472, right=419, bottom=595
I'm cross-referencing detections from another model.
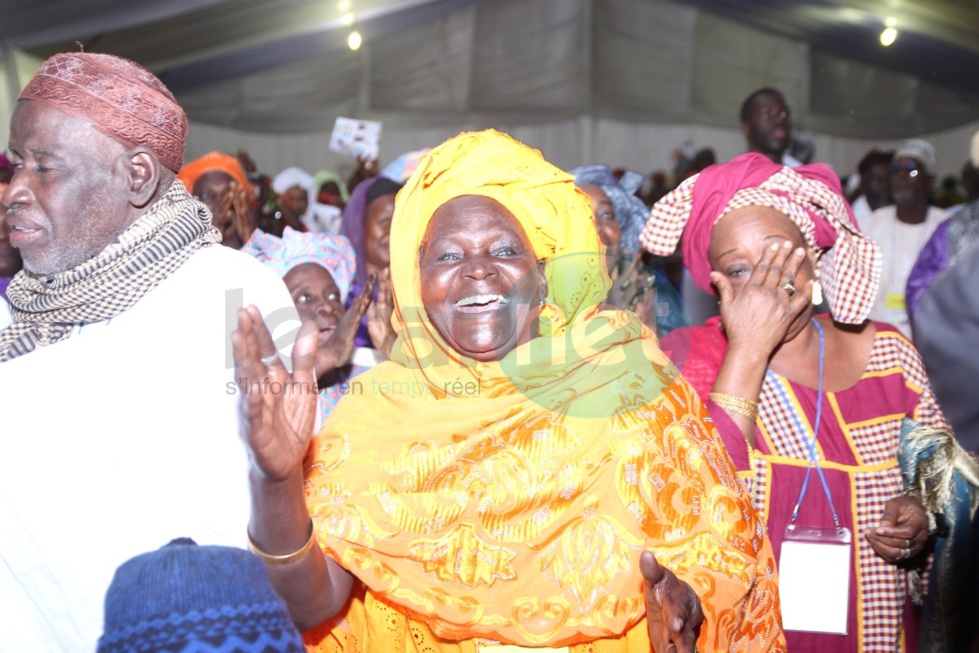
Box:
left=640, top=153, right=881, bottom=324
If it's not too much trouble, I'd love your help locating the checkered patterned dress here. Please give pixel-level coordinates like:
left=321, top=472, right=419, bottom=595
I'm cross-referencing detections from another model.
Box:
left=662, top=319, right=949, bottom=653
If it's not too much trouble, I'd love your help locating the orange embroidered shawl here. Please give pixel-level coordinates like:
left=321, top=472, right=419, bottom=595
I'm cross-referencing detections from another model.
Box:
left=303, top=130, right=785, bottom=652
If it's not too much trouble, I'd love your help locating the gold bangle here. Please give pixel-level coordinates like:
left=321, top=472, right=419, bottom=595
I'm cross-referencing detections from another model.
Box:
left=247, top=520, right=317, bottom=566
left=709, top=392, right=759, bottom=420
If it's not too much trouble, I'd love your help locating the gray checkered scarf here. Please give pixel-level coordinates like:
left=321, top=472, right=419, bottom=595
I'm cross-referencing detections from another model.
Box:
left=0, top=181, right=220, bottom=362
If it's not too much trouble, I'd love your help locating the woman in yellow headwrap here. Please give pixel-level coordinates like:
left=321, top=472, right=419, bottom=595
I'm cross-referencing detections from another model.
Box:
left=233, top=130, right=786, bottom=652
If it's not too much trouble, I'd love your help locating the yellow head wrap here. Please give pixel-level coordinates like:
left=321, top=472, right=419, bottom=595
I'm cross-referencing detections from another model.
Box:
left=388, top=129, right=611, bottom=390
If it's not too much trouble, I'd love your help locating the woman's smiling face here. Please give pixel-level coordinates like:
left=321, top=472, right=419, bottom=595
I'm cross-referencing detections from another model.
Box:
left=419, top=195, right=545, bottom=362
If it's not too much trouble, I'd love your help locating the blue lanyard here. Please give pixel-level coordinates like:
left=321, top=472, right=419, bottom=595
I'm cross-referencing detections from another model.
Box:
left=788, top=319, right=843, bottom=531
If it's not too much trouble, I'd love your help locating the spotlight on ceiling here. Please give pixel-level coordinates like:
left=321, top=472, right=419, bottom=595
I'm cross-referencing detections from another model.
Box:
left=348, top=30, right=362, bottom=51
left=880, top=19, right=898, bottom=46
left=339, top=0, right=351, bottom=10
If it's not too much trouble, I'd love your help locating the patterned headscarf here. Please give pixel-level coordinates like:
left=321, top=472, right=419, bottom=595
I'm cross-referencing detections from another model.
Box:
left=641, top=152, right=881, bottom=324
left=19, top=52, right=186, bottom=172
left=570, top=164, right=649, bottom=257
left=177, top=151, right=249, bottom=195
left=381, top=148, right=431, bottom=183
left=241, top=227, right=355, bottom=297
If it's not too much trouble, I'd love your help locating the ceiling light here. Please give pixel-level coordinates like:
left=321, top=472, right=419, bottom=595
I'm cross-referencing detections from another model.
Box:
left=341, top=12, right=355, bottom=26
left=339, top=0, right=351, bottom=10
left=347, top=30, right=362, bottom=51
left=880, top=26, right=898, bottom=46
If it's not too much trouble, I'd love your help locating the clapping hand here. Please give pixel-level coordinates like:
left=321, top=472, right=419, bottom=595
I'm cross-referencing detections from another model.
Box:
left=314, top=274, right=376, bottom=379
left=366, top=267, right=396, bottom=358
left=232, top=306, right=319, bottom=481
left=229, top=180, right=256, bottom=246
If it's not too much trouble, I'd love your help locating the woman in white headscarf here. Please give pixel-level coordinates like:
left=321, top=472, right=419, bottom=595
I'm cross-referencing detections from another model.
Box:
left=273, top=167, right=318, bottom=233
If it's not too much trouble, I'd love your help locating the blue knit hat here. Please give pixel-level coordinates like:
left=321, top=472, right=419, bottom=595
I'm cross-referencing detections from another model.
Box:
left=98, top=538, right=305, bottom=653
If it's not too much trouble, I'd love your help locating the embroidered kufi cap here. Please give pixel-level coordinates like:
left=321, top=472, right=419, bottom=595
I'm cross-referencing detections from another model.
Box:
left=19, top=52, right=187, bottom=172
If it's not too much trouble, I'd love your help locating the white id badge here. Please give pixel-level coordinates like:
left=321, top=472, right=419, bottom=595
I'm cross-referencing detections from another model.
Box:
left=778, top=525, right=851, bottom=634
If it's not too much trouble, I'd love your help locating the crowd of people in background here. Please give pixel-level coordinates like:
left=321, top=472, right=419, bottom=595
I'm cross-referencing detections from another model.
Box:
left=2, top=52, right=978, bottom=653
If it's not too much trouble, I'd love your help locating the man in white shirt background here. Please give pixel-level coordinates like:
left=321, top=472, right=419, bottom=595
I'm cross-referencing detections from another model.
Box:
left=861, top=139, right=948, bottom=337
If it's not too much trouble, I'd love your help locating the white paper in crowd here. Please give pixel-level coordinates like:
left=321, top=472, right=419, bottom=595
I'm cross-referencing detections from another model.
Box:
left=329, top=117, right=382, bottom=162
left=778, top=525, right=851, bottom=634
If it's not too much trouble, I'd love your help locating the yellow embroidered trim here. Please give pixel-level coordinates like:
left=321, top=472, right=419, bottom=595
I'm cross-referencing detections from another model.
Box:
left=846, top=413, right=906, bottom=429
left=754, top=454, right=896, bottom=474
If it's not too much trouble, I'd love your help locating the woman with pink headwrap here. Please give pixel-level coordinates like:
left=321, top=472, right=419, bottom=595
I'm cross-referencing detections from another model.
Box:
left=643, top=152, right=959, bottom=653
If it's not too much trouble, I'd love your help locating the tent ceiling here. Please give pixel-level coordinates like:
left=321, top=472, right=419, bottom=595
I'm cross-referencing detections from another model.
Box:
left=4, top=0, right=979, bottom=138
left=685, top=0, right=979, bottom=98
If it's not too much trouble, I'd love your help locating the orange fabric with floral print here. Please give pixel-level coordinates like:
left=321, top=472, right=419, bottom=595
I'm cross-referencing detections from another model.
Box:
left=302, top=130, right=786, bottom=652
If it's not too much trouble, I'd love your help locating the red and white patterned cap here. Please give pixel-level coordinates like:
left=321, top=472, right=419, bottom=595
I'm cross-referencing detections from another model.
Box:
left=19, top=52, right=186, bottom=172
left=640, top=152, right=881, bottom=324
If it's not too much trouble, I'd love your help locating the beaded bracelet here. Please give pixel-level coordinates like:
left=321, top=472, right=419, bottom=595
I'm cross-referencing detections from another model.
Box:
left=247, top=520, right=317, bottom=566
left=709, top=392, right=759, bottom=420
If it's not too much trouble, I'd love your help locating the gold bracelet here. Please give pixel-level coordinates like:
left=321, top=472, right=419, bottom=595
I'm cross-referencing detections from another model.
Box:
left=247, top=520, right=317, bottom=566
left=709, top=392, right=759, bottom=420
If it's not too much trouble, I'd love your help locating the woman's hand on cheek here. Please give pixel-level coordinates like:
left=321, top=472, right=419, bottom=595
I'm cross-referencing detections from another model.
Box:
left=712, top=241, right=811, bottom=357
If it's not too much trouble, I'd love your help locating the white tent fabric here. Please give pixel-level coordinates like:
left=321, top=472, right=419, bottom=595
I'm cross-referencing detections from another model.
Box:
left=3, top=0, right=979, bottom=180
left=185, top=113, right=979, bottom=189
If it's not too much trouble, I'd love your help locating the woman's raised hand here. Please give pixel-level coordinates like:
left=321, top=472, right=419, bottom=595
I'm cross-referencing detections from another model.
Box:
left=232, top=305, right=319, bottom=482
left=367, top=267, right=396, bottom=358
left=711, top=241, right=812, bottom=357
left=229, top=180, right=257, bottom=246
left=642, top=550, right=703, bottom=653
left=317, top=273, right=377, bottom=375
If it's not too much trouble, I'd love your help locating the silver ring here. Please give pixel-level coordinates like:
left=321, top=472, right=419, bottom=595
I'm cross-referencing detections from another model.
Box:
left=780, top=279, right=796, bottom=296
left=261, top=353, right=280, bottom=367
left=899, top=547, right=910, bottom=560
